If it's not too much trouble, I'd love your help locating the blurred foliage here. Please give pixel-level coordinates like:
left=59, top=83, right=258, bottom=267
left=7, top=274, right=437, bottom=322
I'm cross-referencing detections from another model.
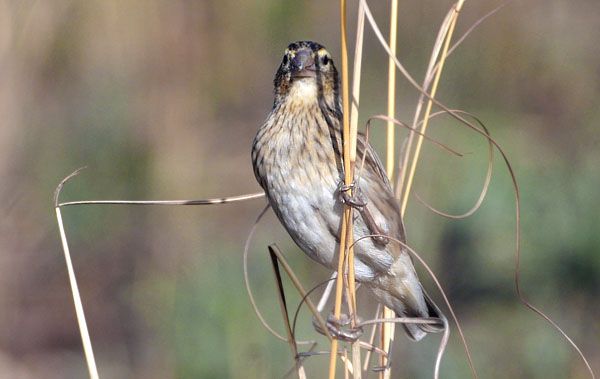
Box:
left=0, top=0, right=598, bottom=378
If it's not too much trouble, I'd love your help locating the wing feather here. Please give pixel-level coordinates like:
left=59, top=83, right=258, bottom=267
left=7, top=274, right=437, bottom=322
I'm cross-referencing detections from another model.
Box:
left=351, top=134, right=407, bottom=271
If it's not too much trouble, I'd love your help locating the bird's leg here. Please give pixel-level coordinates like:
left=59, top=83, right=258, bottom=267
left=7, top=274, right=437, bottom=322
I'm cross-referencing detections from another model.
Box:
left=359, top=207, right=390, bottom=246
left=312, top=312, right=364, bottom=342
left=338, top=182, right=389, bottom=246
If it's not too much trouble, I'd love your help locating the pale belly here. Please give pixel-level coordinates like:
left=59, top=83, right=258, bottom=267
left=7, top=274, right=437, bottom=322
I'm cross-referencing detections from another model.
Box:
left=252, top=102, right=391, bottom=282
left=266, top=175, right=379, bottom=282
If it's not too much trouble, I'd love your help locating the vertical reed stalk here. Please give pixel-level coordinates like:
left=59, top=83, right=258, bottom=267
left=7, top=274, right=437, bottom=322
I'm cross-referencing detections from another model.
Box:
left=400, top=1, right=465, bottom=215
left=382, top=1, right=399, bottom=377
left=386, top=0, right=398, bottom=177
left=350, top=2, right=367, bottom=377
left=329, top=0, right=358, bottom=377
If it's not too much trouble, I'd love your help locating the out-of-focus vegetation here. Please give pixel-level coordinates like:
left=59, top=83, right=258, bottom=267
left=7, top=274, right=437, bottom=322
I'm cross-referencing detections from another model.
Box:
left=0, top=0, right=598, bottom=378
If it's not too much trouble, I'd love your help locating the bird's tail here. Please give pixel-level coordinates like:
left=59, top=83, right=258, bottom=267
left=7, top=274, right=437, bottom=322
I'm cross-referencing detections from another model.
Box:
left=368, top=278, right=446, bottom=341
left=401, top=288, right=446, bottom=341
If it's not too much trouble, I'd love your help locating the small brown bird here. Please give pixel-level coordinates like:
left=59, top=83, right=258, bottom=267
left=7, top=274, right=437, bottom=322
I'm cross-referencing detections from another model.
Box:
left=252, top=41, right=444, bottom=340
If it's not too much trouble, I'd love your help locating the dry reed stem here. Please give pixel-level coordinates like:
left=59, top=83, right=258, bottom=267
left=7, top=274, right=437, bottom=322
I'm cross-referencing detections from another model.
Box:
left=268, top=247, right=307, bottom=379
left=400, top=0, right=465, bottom=216
left=269, top=245, right=332, bottom=341
left=54, top=168, right=99, bottom=379
left=361, top=3, right=595, bottom=371
left=351, top=345, right=361, bottom=379
left=394, top=2, right=507, bottom=199
left=242, top=205, right=291, bottom=342
left=386, top=0, right=398, bottom=176
left=317, top=273, right=337, bottom=312
left=329, top=216, right=349, bottom=377
left=361, top=304, right=380, bottom=373
left=361, top=49, right=595, bottom=377
left=54, top=169, right=269, bottom=378
left=59, top=193, right=265, bottom=207
left=382, top=0, right=399, bottom=376
left=341, top=350, right=353, bottom=377
left=349, top=1, right=366, bottom=375
left=57, top=172, right=277, bottom=346
left=395, top=8, right=455, bottom=199
left=329, top=0, right=358, bottom=377
left=360, top=0, right=482, bottom=145
left=340, top=0, right=357, bottom=311
left=55, top=207, right=99, bottom=379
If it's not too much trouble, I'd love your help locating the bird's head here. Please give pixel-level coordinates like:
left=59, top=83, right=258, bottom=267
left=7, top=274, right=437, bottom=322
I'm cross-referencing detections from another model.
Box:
left=273, top=41, right=338, bottom=106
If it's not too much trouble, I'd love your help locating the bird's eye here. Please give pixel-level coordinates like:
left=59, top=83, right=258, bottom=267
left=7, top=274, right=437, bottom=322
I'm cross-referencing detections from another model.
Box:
left=282, top=55, right=289, bottom=65
left=321, top=55, right=330, bottom=65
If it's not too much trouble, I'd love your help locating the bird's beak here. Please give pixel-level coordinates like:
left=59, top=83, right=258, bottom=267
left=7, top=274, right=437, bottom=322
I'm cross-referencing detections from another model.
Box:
left=290, top=49, right=317, bottom=79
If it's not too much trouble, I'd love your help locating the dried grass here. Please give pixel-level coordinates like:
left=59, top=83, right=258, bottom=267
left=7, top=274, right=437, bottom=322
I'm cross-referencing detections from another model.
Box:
left=52, top=1, right=597, bottom=378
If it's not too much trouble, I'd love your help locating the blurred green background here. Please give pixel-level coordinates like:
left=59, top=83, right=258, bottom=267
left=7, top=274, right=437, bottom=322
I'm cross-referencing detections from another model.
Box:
left=0, top=0, right=598, bottom=378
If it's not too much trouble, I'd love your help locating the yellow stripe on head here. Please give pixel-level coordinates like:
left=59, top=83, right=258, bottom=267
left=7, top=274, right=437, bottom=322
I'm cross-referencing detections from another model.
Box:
left=317, top=48, right=330, bottom=58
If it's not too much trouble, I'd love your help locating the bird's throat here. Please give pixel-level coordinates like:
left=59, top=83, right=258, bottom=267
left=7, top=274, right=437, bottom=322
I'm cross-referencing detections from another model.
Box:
left=287, top=79, right=319, bottom=107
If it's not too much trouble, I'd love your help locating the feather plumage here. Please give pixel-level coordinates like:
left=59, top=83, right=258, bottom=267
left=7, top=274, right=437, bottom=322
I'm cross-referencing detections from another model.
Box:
left=252, top=41, right=445, bottom=340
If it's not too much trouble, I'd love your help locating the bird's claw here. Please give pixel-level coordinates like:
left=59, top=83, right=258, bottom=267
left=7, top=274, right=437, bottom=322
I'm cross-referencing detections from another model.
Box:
left=313, top=313, right=363, bottom=342
left=338, top=182, right=367, bottom=210
left=338, top=181, right=390, bottom=247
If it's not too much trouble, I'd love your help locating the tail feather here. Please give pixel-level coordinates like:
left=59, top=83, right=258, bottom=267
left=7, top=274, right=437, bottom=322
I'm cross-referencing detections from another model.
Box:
left=402, top=320, right=428, bottom=341
left=369, top=282, right=446, bottom=341
left=419, top=288, right=446, bottom=333
left=401, top=290, right=445, bottom=340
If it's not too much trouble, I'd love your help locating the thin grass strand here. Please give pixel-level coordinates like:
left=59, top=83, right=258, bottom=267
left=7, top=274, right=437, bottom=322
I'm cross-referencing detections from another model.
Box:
left=349, top=234, right=472, bottom=379
left=362, top=3, right=595, bottom=375
left=55, top=207, right=99, bottom=379
left=412, top=110, right=494, bottom=219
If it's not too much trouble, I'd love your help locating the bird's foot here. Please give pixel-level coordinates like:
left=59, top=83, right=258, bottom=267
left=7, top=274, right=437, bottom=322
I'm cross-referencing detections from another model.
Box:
left=313, top=313, right=363, bottom=342
left=338, top=182, right=367, bottom=210
left=338, top=181, right=390, bottom=247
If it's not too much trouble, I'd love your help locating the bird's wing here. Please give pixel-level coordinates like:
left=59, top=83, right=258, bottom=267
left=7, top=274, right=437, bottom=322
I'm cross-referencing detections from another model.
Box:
left=351, top=133, right=407, bottom=267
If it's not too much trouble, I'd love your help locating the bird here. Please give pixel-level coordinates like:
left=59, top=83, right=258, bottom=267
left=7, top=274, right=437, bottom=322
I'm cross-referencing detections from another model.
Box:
left=251, top=41, right=444, bottom=341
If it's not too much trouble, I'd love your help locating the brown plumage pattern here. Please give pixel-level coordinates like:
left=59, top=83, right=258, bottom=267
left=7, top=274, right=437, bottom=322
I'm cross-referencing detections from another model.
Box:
left=252, top=41, right=445, bottom=340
